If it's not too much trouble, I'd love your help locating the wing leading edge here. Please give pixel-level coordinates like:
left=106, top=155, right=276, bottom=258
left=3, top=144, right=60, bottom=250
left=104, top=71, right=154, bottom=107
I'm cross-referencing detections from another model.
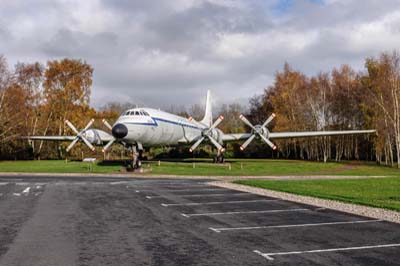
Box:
left=222, top=129, right=376, bottom=142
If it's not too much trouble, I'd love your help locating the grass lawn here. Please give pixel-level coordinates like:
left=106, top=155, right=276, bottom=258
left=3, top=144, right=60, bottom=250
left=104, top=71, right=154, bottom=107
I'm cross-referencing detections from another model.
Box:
left=143, top=159, right=400, bottom=176
left=0, top=158, right=400, bottom=176
left=234, top=177, right=400, bottom=211
left=0, top=160, right=122, bottom=173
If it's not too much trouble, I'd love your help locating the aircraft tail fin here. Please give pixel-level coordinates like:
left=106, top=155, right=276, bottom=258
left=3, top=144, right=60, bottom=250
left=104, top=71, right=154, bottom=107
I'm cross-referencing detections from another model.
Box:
left=200, top=90, right=213, bottom=127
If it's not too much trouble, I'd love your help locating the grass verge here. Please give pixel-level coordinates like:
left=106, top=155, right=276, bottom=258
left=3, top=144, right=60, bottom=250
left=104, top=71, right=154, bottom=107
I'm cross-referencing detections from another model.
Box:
left=0, top=159, right=400, bottom=176
left=234, top=177, right=400, bottom=211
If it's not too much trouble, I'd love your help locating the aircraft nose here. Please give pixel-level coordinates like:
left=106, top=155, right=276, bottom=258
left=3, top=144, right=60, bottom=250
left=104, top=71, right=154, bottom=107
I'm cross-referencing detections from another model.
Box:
left=112, top=123, right=128, bottom=139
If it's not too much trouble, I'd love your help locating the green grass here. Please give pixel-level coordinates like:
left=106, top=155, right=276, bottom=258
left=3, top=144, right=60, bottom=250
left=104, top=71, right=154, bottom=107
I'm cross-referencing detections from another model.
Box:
left=1, top=158, right=400, bottom=176
left=0, top=160, right=122, bottom=173
left=143, top=159, right=400, bottom=176
left=234, top=177, right=400, bottom=211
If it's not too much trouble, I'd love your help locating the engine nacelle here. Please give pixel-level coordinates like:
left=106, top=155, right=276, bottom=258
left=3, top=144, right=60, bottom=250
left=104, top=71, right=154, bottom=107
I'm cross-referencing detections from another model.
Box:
left=82, top=129, right=113, bottom=145
left=207, top=128, right=224, bottom=144
left=253, top=125, right=269, bottom=139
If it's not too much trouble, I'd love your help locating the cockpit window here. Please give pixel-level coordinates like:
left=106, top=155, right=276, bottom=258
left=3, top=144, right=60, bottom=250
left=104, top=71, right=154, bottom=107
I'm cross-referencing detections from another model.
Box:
left=135, top=111, right=139, bottom=115
left=124, top=111, right=129, bottom=116
left=143, top=111, right=149, bottom=116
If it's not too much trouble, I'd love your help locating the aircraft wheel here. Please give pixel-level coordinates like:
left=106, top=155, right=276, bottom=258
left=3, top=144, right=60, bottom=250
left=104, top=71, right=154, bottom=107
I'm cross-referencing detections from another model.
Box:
left=136, top=160, right=142, bottom=169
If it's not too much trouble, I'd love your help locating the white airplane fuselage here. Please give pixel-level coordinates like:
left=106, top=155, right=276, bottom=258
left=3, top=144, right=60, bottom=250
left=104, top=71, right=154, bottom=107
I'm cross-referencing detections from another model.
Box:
left=113, top=108, right=207, bottom=147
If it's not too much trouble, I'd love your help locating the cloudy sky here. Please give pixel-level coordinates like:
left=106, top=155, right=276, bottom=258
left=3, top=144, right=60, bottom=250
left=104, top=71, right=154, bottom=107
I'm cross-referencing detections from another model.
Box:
left=1, top=0, right=400, bottom=109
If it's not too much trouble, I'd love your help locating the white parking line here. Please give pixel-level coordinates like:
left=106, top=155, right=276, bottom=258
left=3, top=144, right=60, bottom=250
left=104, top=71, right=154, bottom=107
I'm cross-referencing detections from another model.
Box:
left=0, top=182, right=9, bottom=186
left=161, top=199, right=280, bottom=207
left=254, top=243, right=400, bottom=261
left=22, top=187, right=30, bottom=194
left=136, top=188, right=225, bottom=193
left=209, top=219, right=382, bottom=233
left=146, top=193, right=250, bottom=199
left=160, top=188, right=227, bottom=192
left=181, top=208, right=311, bottom=217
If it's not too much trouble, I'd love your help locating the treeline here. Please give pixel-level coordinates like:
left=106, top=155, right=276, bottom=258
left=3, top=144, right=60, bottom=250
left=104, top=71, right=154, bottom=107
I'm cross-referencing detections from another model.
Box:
left=238, top=52, right=400, bottom=167
left=0, top=52, right=400, bottom=166
left=0, top=56, right=119, bottom=160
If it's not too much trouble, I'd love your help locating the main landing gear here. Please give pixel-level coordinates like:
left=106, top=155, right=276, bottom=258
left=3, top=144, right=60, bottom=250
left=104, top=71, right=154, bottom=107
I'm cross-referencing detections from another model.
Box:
left=213, top=150, right=224, bottom=164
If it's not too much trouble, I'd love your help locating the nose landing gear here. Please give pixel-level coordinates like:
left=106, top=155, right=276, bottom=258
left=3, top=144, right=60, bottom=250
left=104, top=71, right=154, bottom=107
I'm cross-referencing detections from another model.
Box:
left=127, top=144, right=143, bottom=171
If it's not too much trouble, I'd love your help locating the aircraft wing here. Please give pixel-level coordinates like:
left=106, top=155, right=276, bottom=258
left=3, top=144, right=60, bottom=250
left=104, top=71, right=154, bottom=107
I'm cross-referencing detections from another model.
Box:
left=222, top=130, right=376, bottom=142
left=268, top=129, right=376, bottom=139
left=222, top=133, right=253, bottom=141
left=22, top=136, right=77, bottom=141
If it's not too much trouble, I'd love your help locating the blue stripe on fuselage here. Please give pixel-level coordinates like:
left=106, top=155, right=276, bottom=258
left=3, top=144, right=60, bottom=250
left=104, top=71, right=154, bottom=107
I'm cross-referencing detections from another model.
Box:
left=123, top=117, right=203, bottom=130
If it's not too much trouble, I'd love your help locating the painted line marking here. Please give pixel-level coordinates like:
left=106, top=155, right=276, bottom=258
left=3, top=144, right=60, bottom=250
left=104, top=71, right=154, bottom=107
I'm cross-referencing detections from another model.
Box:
left=22, top=187, right=30, bottom=194
left=161, top=199, right=279, bottom=207
left=209, top=219, right=382, bottom=233
left=13, top=193, right=21, bottom=196
left=254, top=243, right=400, bottom=261
left=181, top=208, right=310, bottom=217
left=16, top=182, right=30, bottom=186
left=153, top=188, right=227, bottom=192
left=0, top=182, right=9, bottom=186
left=146, top=193, right=250, bottom=199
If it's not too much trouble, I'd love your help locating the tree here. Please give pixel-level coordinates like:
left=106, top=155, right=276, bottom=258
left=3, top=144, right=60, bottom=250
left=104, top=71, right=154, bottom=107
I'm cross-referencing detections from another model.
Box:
left=42, top=58, right=94, bottom=158
left=364, top=51, right=400, bottom=167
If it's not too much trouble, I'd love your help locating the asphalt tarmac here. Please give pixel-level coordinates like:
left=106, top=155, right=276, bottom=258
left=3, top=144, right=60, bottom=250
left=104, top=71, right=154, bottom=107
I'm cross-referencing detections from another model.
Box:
left=0, top=175, right=399, bottom=266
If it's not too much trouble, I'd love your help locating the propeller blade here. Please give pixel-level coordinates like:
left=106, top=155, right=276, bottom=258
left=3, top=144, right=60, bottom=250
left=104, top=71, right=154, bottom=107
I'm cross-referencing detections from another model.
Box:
left=208, top=136, right=225, bottom=152
left=102, top=138, right=115, bottom=152
left=262, top=113, right=276, bottom=128
left=102, top=119, right=113, bottom=131
left=188, top=116, right=207, bottom=129
left=66, top=137, right=79, bottom=152
left=240, top=134, right=256, bottom=151
left=83, top=118, right=95, bottom=131
left=259, top=134, right=277, bottom=150
left=189, top=137, right=205, bottom=152
left=210, top=115, right=224, bottom=129
left=65, top=120, right=80, bottom=135
left=239, top=114, right=256, bottom=131
left=81, top=135, right=96, bottom=151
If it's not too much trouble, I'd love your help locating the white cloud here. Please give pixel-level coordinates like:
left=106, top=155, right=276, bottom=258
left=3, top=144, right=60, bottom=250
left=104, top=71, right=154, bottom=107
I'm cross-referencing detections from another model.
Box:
left=1, top=0, right=400, bottom=109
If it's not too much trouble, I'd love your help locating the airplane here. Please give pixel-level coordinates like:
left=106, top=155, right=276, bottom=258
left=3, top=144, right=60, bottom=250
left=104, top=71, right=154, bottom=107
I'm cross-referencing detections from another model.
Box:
left=25, top=90, right=376, bottom=170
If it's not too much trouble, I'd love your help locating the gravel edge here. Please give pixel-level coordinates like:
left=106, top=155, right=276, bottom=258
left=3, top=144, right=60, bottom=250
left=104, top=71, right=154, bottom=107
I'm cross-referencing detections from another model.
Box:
left=207, top=180, right=400, bottom=224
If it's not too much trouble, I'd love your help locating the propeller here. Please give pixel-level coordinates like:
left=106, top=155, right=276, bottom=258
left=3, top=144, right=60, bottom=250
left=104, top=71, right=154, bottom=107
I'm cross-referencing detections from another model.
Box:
left=189, top=115, right=225, bottom=153
left=238, top=113, right=277, bottom=151
left=101, top=119, right=116, bottom=152
left=65, top=119, right=96, bottom=152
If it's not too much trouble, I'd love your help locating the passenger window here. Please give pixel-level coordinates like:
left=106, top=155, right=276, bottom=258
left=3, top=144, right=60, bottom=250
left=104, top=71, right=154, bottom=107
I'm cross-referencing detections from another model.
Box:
left=135, top=111, right=139, bottom=115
